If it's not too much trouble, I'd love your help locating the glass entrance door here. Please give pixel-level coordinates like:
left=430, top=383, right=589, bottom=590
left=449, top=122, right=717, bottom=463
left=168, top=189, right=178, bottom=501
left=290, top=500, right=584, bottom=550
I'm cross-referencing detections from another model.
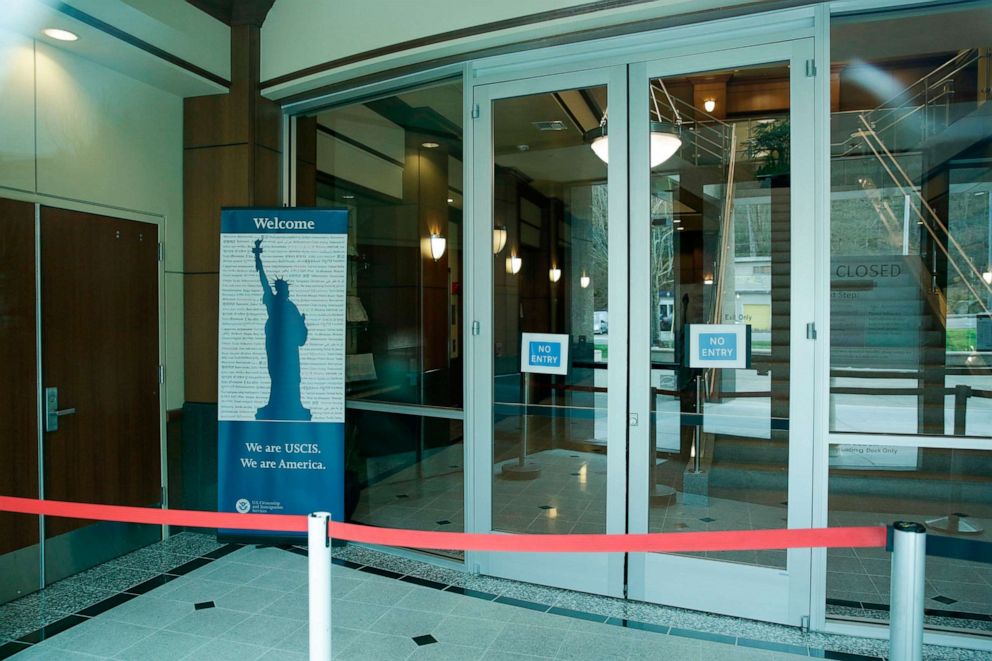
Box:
left=470, top=66, right=629, bottom=596
left=469, top=39, right=816, bottom=618
left=627, top=40, right=816, bottom=625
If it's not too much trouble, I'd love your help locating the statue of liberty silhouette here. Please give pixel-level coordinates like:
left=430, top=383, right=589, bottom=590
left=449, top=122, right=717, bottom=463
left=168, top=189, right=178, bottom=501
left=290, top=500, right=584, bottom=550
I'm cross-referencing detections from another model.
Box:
left=253, top=238, right=312, bottom=421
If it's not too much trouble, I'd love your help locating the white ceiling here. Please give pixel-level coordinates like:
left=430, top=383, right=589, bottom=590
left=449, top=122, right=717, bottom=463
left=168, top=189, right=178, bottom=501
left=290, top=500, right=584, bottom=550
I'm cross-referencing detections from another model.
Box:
left=0, top=0, right=228, bottom=97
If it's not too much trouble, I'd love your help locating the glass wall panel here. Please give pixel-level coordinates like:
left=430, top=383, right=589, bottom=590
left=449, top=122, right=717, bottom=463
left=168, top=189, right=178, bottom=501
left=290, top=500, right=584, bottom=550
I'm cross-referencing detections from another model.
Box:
left=829, top=3, right=992, bottom=437
left=491, top=85, right=610, bottom=535
left=345, top=410, right=463, bottom=558
left=305, top=79, right=466, bottom=560
left=311, top=78, right=464, bottom=409
left=827, top=446, right=992, bottom=632
left=828, top=2, right=992, bottom=635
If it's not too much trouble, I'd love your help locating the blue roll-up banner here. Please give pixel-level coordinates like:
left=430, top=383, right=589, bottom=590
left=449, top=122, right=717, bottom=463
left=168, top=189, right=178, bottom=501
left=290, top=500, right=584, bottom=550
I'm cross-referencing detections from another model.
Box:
left=217, top=208, right=347, bottom=539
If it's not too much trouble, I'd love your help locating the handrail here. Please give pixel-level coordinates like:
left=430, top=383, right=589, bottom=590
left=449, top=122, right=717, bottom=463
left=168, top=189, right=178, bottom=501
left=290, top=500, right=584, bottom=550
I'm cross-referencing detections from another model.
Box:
left=834, top=48, right=981, bottom=157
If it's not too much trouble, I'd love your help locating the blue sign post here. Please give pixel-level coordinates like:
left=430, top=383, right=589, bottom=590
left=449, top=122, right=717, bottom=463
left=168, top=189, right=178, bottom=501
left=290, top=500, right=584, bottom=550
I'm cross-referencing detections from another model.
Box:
left=217, top=208, right=348, bottom=540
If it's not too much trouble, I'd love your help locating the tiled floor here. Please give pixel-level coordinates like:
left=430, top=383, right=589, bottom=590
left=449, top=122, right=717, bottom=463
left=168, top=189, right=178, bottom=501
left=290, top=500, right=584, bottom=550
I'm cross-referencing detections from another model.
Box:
left=1, top=533, right=989, bottom=660
left=825, top=514, right=992, bottom=634
left=356, top=441, right=992, bottom=632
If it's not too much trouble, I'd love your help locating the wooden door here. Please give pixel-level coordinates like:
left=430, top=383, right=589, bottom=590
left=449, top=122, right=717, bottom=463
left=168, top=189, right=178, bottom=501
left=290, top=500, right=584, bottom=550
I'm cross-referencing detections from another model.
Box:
left=0, top=198, right=40, bottom=555
left=40, top=207, right=160, bottom=538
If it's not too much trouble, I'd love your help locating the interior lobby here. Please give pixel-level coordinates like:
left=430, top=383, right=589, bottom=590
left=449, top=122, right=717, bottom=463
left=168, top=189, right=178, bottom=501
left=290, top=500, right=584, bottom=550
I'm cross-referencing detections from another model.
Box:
left=1, top=0, right=991, bottom=659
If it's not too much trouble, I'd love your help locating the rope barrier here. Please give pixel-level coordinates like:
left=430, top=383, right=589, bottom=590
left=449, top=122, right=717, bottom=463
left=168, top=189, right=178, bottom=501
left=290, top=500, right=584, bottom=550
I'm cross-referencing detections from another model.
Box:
left=0, top=496, right=887, bottom=553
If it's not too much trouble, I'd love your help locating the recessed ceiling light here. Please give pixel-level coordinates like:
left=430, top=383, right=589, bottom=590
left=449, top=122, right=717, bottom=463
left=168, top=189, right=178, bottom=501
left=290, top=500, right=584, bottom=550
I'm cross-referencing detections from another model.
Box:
left=342, top=194, right=355, bottom=200
left=421, top=141, right=440, bottom=149
left=43, top=28, right=78, bottom=41
left=447, top=198, right=454, bottom=203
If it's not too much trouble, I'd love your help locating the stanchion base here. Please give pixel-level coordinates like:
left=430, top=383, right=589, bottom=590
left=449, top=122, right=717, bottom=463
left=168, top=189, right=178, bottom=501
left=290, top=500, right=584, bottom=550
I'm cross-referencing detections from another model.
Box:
left=926, top=514, right=984, bottom=536
left=501, top=462, right=542, bottom=480
left=650, top=484, right=677, bottom=507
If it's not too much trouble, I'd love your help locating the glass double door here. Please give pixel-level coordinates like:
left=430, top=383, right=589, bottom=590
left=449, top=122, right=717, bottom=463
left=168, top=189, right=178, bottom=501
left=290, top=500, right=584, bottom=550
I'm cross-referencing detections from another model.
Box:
left=470, top=38, right=817, bottom=625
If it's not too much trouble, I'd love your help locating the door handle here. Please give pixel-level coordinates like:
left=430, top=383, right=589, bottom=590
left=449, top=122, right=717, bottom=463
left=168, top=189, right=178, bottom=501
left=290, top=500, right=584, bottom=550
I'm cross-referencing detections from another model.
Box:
left=44, top=387, right=75, bottom=432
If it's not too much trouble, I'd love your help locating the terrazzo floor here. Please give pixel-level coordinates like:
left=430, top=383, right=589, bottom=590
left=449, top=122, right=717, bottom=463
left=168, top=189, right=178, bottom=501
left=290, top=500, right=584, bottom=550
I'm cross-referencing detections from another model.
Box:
left=1, top=533, right=989, bottom=660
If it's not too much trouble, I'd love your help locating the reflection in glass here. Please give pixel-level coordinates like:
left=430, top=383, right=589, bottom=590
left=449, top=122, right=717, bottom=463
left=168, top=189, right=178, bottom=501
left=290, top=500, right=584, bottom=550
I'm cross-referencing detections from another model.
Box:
left=826, top=2, right=992, bottom=633
left=346, top=410, right=464, bottom=559
left=491, top=85, right=610, bottom=535
left=304, top=79, right=465, bottom=560
left=829, top=5, right=992, bottom=437
left=645, top=65, right=792, bottom=568
left=310, top=78, right=464, bottom=409
left=827, top=447, right=991, bottom=632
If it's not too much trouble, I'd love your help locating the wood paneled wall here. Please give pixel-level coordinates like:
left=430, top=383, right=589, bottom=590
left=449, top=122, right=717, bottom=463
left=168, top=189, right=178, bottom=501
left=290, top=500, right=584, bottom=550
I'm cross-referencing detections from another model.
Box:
left=0, top=198, right=39, bottom=555
left=183, top=24, right=282, bottom=403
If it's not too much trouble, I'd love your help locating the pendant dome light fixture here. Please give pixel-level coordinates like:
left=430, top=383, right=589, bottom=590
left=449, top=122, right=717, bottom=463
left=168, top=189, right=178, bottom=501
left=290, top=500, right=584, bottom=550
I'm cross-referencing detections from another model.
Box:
left=586, top=79, right=683, bottom=168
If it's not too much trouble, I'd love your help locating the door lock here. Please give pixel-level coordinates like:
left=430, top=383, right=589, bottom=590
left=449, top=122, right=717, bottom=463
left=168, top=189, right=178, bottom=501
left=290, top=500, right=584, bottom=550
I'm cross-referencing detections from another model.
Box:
left=44, top=387, right=76, bottom=432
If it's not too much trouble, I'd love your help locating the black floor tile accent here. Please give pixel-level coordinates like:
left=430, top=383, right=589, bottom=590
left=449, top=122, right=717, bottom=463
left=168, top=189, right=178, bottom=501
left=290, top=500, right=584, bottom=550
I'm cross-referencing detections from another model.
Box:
left=494, top=596, right=551, bottom=612
left=17, top=614, right=88, bottom=644
left=548, top=606, right=608, bottom=623
left=194, top=601, right=215, bottom=610
left=201, top=544, right=242, bottom=560
left=124, top=573, right=178, bottom=595
left=924, top=609, right=992, bottom=622
left=669, top=626, right=736, bottom=645
left=77, top=592, right=137, bottom=617
left=605, top=618, right=670, bottom=635
left=399, top=575, right=447, bottom=590
left=286, top=546, right=308, bottom=557
left=811, top=650, right=883, bottom=660
left=358, top=565, right=402, bottom=579
left=826, top=598, right=863, bottom=609
left=0, top=641, right=31, bottom=659
left=412, top=634, right=437, bottom=646
left=435, top=520, right=451, bottom=526
left=167, top=557, right=213, bottom=576
left=331, top=558, right=363, bottom=570
left=0, top=641, right=31, bottom=660
left=931, top=595, right=957, bottom=605
left=443, top=586, right=498, bottom=600
left=859, top=601, right=889, bottom=612
left=738, top=637, right=809, bottom=656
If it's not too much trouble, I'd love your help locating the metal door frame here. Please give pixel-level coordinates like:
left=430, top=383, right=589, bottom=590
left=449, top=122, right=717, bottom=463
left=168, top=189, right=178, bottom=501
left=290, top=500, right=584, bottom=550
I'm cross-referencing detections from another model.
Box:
left=466, top=64, right=630, bottom=596
left=626, top=38, right=817, bottom=626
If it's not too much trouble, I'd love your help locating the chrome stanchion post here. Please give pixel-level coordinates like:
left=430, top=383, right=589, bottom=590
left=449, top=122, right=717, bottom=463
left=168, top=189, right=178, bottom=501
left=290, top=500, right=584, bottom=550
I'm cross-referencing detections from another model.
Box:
left=889, top=521, right=926, bottom=661
left=308, top=512, right=332, bottom=661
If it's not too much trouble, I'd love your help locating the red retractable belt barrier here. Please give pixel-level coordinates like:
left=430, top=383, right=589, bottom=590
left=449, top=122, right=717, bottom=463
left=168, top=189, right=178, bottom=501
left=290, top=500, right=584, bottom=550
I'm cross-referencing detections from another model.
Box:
left=0, top=496, right=887, bottom=553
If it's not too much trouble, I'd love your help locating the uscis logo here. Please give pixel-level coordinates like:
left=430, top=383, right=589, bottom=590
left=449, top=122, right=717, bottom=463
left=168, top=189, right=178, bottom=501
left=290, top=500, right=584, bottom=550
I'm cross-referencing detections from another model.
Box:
left=235, top=499, right=251, bottom=513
